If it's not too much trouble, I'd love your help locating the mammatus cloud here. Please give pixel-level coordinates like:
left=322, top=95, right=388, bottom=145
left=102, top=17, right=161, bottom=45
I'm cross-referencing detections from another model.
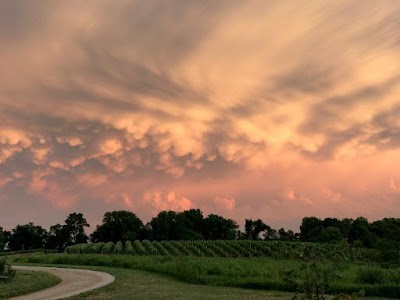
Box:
left=1, top=0, right=400, bottom=230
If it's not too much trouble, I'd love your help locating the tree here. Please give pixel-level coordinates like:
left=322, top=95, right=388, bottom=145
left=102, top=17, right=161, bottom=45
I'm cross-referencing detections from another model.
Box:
left=202, top=214, right=239, bottom=240
left=8, top=223, right=47, bottom=251
left=370, top=218, right=400, bottom=242
left=264, top=228, right=279, bottom=240
left=150, top=209, right=206, bottom=241
left=244, top=219, right=270, bottom=240
left=318, top=227, right=343, bottom=243
left=349, top=217, right=376, bottom=247
left=64, top=213, right=89, bottom=245
left=300, top=217, right=323, bottom=242
left=175, top=209, right=204, bottom=240
left=91, top=211, right=143, bottom=243
left=0, top=227, right=4, bottom=251
left=278, top=228, right=297, bottom=241
left=149, top=211, right=178, bottom=241
left=46, top=224, right=70, bottom=251
left=3, top=230, right=11, bottom=250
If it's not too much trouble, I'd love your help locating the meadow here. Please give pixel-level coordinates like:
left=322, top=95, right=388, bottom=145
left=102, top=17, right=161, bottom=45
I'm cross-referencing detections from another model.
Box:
left=9, top=248, right=400, bottom=298
left=0, top=269, right=60, bottom=299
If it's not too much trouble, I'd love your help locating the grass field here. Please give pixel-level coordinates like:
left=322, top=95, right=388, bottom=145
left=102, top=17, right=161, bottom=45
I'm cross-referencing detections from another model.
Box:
left=0, top=269, right=61, bottom=299
left=8, top=253, right=400, bottom=298
left=64, top=266, right=291, bottom=300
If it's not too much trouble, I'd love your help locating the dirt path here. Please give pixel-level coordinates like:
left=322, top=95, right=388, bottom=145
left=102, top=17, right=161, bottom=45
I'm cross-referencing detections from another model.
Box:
left=10, top=266, right=115, bottom=300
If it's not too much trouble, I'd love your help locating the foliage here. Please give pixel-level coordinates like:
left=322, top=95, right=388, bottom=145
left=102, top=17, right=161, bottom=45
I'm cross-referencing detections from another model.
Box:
left=115, top=241, right=124, bottom=254
left=202, top=214, right=238, bottom=240
left=10, top=253, right=400, bottom=298
left=244, top=219, right=270, bottom=240
left=284, top=243, right=367, bottom=300
left=284, top=247, right=338, bottom=299
left=0, top=258, right=16, bottom=282
left=355, top=267, right=385, bottom=285
left=0, top=270, right=61, bottom=299
left=64, top=213, right=90, bottom=245
left=46, top=224, right=70, bottom=251
left=125, top=241, right=134, bottom=255
left=299, top=216, right=400, bottom=251
left=65, top=240, right=378, bottom=263
left=103, top=242, right=115, bottom=254
left=0, top=227, right=4, bottom=251
left=91, top=211, right=143, bottom=243
left=8, top=223, right=47, bottom=251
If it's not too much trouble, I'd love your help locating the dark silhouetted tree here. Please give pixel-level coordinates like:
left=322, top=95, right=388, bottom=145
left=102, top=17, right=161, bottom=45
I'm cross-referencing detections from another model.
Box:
left=244, top=219, right=270, bottom=240
left=278, top=228, right=297, bottom=241
left=64, top=213, right=89, bottom=245
left=91, top=210, right=143, bottom=243
left=149, top=211, right=178, bottom=241
left=349, top=217, right=376, bottom=247
left=300, top=217, right=323, bottom=242
left=0, top=227, right=4, bottom=251
left=319, top=227, right=343, bottom=243
left=8, top=223, right=47, bottom=251
left=175, top=209, right=204, bottom=240
left=46, top=224, right=70, bottom=251
left=202, top=214, right=239, bottom=240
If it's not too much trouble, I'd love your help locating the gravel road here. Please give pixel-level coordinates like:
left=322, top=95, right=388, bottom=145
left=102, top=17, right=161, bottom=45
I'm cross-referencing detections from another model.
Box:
left=10, top=266, right=115, bottom=300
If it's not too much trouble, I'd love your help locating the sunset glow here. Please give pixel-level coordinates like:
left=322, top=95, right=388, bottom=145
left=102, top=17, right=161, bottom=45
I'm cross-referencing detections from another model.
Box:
left=1, top=0, right=400, bottom=230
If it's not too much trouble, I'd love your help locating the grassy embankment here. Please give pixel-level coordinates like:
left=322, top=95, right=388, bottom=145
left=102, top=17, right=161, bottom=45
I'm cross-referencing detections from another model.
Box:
left=0, top=269, right=61, bottom=299
left=9, top=253, right=400, bottom=298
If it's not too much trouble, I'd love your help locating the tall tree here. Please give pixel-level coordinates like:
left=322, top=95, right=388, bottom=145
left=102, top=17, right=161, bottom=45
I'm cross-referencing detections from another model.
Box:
left=278, top=228, right=297, bottom=241
left=149, top=211, right=178, bottom=241
left=244, top=219, right=270, bottom=240
left=91, top=210, right=143, bottom=243
left=64, top=213, right=90, bottom=245
left=0, top=227, right=4, bottom=251
left=46, top=224, right=70, bottom=251
left=175, top=209, right=204, bottom=240
left=318, top=227, right=343, bottom=243
left=349, top=217, right=376, bottom=247
left=8, top=223, right=47, bottom=251
left=370, top=218, right=400, bottom=242
left=300, top=217, right=323, bottom=242
left=202, top=214, right=239, bottom=240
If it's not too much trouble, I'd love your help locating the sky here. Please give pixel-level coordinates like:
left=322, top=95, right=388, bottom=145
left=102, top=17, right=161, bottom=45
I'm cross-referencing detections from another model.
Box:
left=1, top=0, right=400, bottom=231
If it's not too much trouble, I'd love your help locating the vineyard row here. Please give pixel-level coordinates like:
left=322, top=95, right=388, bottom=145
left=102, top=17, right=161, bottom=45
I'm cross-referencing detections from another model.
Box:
left=65, top=240, right=378, bottom=261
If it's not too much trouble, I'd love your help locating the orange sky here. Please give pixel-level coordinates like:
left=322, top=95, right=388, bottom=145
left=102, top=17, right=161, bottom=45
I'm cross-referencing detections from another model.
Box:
left=1, top=0, right=400, bottom=230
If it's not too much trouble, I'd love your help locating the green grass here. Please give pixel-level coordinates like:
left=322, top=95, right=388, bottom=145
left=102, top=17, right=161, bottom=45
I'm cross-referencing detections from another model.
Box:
left=0, top=270, right=61, bottom=299
left=8, top=253, right=400, bottom=298
left=64, top=266, right=290, bottom=300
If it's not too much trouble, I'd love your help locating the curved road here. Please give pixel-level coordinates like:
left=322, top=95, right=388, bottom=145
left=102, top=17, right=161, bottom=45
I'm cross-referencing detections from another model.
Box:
left=10, top=266, right=115, bottom=300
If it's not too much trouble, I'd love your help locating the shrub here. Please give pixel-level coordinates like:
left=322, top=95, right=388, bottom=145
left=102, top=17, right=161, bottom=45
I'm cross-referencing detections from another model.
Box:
left=102, top=242, right=115, bottom=254
left=0, top=259, right=16, bottom=282
left=356, top=268, right=385, bottom=285
left=115, top=241, right=124, bottom=254
left=92, top=242, right=105, bottom=254
left=125, top=241, right=134, bottom=255
left=132, top=240, right=146, bottom=255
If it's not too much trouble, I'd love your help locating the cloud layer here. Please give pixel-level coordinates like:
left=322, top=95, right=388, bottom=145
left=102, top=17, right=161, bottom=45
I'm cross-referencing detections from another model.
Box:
left=1, top=0, right=400, bottom=230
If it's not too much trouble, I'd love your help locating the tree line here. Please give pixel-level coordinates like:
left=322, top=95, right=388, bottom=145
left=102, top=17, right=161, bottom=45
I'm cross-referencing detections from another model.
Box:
left=0, top=209, right=399, bottom=253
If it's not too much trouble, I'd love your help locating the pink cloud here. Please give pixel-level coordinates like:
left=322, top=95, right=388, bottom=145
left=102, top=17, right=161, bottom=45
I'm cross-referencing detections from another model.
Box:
left=1, top=1, right=400, bottom=230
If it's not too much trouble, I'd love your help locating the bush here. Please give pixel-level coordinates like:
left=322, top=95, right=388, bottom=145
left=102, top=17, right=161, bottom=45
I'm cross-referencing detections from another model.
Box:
left=125, top=241, right=134, bottom=255
left=115, top=241, right=124, bottom=254
left=356, top=268, right=385, bottom=285
left=102, top=242, right=115, bottom=254
left=0, top=258, right=16, bottom=282
left=92, top=242, right=105, bottom=254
